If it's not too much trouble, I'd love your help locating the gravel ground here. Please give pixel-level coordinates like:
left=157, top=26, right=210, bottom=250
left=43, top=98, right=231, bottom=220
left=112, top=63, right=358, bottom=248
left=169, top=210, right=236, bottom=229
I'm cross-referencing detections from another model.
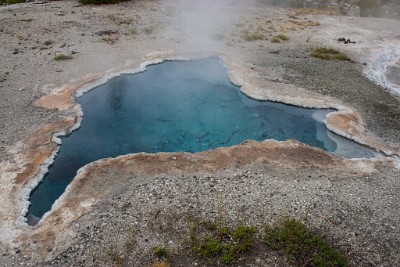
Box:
left=1, top=1, right=400, bottom=266
left=45, top=154, right=400, bottom=266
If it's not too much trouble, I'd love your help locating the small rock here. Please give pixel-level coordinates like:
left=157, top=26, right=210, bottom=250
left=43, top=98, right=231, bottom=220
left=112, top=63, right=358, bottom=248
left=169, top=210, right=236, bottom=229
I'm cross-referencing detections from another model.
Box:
left=13, top=49, right=19, bottom=55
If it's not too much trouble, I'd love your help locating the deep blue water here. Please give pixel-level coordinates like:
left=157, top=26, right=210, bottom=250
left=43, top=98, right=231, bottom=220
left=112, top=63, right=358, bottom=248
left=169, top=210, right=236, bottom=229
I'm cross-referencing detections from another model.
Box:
left=27, top=58, right=338, bottom=223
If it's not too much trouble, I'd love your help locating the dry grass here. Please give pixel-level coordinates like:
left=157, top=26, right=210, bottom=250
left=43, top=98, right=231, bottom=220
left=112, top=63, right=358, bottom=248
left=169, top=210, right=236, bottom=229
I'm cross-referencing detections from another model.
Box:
left=311, top=47, right=351, bottom=61
left=279, top=22, right=297, bottom=33
left=271, top=36, right=281, bottom=43
left=102, top=35, right=119, bottom=45
left=294, top=8, right=340, bottom=16
left=241, top=29, right=264, bottom=41
left=271, top=34, right=289, bottom=43
left=276, top=34, right=289, bottom=41
left=290, top=19, right=319, bottom=27
left=107, top=13, right=133, bottom=25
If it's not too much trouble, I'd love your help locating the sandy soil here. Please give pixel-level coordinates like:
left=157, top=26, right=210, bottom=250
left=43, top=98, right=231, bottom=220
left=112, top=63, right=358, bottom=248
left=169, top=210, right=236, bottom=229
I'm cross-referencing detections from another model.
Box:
left=0, top=0, right=400, bottom=266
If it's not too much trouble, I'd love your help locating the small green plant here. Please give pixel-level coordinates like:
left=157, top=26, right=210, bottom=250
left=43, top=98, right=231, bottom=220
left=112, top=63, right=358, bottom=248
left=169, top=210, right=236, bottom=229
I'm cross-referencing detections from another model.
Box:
left=0, top=76, right=6, bottom=82
left=1, top=0, right=25, bottom=4
left=311, top=47, right=351, bottom=61
left=153, top=246, right=168, bottom=259
left=264, top=218, right=348, bottom=266
left=189, top=220, right=257, bottom=264
left=143, top=27, right=154, bottom=34
left=195, top=235, right=222, bottom=256
left=19, top=18, right=33, bottom=22
left=130, top=27, right=138, bottom=35
left=220, top=245, right=236, bottom=264
left=232, top=225, right=257, bottom=252
left=53, top=54, right=73, bottom=61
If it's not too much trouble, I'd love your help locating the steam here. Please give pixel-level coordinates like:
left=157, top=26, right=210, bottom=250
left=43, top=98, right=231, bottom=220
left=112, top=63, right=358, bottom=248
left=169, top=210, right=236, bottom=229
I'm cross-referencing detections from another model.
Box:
left=172, top=0, right=236, bottom=53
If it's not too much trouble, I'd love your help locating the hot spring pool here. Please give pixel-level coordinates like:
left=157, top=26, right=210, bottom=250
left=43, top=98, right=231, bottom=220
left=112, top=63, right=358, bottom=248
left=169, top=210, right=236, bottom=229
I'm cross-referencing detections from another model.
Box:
left=27, top=57, right=376, bottom=224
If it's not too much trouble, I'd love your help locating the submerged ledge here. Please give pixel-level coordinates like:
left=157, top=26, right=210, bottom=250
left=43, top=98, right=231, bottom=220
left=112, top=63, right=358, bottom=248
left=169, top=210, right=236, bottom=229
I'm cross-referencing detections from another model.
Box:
left=2, top=52, right=400, bottom=259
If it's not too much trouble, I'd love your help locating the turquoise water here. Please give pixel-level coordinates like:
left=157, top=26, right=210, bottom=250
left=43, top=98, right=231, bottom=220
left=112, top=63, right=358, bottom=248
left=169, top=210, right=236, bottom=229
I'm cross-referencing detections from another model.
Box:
left=27, top=58, right=338, bottom=224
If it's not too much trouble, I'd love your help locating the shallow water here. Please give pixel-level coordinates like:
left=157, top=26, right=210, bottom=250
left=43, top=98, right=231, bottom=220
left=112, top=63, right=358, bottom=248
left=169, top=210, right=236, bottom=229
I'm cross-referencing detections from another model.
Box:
left=27, top=58, right=373, bottom=224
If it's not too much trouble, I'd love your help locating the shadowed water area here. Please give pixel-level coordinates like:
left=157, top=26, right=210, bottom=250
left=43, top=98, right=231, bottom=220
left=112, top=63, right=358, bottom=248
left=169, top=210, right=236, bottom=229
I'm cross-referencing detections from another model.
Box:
left=27, top=58, right=375, bottom=224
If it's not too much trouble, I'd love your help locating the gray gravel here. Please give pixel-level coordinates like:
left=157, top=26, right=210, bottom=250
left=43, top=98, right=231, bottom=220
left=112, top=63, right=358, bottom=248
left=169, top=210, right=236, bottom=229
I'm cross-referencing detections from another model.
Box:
left=43, top=161, right=400, bottom=266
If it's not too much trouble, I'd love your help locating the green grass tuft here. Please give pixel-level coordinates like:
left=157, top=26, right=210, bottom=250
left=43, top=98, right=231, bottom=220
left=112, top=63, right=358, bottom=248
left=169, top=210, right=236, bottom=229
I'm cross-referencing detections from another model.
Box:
left=153, top=246, right=168, bottom=259
left=312, top=47, right=351, bottom=61
left=19, top=18, right=34, bottom=22
left=195, top=235, right=222, bottom=256
left=53, top=54, right=73, bottom=61
left=130, top=27, right=138, bottom=35
left=1, top=0, right=25, bottom=5
left=190, top=221, right=257, bottom=264
left=264, top=218, right=348, bottom=267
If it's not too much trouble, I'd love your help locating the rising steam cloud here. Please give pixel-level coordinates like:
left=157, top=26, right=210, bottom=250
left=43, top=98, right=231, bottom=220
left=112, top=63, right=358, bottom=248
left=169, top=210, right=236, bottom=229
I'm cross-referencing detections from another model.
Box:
left=173, top=0, right=236, bottom=52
